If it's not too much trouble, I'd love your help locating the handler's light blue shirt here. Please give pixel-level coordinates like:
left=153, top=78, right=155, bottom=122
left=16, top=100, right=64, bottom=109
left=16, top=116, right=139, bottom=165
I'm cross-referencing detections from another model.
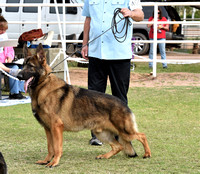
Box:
left=82, top=0, right=142, bottom=60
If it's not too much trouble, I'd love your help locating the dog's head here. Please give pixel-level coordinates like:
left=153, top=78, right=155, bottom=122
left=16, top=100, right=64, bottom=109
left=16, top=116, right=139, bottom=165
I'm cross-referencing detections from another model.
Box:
left=17, top=43, right=51, bottom=92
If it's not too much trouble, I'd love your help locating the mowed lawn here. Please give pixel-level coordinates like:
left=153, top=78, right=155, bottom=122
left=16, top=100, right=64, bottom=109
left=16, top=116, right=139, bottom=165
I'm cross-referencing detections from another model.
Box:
left=0, top=85, right=199, bottom=174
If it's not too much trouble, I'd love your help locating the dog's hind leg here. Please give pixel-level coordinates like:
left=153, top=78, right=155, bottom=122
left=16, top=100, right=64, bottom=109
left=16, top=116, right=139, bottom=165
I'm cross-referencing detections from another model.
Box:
left=133, top=132, right=151, bottom=158
left=118, top=137, right=138, bottom=158
left=36, top=128, right=54, bottom=165
left=46, top=118, right=64, bottom=167
left=95, top=130, right=123, bottom=159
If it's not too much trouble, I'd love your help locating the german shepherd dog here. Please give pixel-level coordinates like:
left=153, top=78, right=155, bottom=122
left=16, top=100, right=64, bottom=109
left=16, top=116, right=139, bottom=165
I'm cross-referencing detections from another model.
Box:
left=17, top=44, right=151, bottom=167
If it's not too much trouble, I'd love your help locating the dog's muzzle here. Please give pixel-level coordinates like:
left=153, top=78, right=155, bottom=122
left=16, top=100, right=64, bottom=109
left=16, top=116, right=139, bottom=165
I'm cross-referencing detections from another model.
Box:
left=17, top=71, right=25, bottom=80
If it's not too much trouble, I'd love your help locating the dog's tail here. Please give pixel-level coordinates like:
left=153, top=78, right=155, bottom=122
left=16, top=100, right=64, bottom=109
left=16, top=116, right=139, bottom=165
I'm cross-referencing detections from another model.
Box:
left=131, top=113, right=138, bottom=132
left=119, top=112, right=139, bottom=141
left=110, top=109, right=139, bottom=141
left=125, top=112, right=138, bottom=133
left=113, top=111, right=139, bottom=134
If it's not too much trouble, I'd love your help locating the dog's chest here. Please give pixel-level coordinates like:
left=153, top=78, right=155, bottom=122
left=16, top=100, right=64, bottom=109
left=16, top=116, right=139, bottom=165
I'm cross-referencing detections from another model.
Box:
left=32, top=109, right=49, bottom=129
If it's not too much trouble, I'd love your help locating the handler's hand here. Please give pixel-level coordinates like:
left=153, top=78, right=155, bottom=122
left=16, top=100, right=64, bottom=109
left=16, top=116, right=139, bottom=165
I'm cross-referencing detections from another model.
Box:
left=81, top=45, right=89, bottom=60
left=120, top=8, right=132, bottom=18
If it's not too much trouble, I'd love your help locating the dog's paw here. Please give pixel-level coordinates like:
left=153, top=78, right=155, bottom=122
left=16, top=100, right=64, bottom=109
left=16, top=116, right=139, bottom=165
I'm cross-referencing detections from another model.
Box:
left=45, top=161, right=59, bottom=168
left=128, top=153, right=138, bottom=158
left=95, top=155, right=105, bottom=159
left=36, top=160, right=50, bottom=165
left=143, top=153, right=151, bottom=159
left=95, top=154, right=111, bottom=159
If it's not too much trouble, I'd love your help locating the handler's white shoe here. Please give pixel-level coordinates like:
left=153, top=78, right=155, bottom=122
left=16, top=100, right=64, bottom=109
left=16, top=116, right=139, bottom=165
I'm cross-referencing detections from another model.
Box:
left=89, top=138, right=102, bottom=146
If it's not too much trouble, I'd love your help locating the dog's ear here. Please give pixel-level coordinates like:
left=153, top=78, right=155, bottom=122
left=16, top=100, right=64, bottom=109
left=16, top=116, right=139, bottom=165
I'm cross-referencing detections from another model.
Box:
left=36, top=43, right=45, bottom=63
left=23, top=43, right=31, bottom=58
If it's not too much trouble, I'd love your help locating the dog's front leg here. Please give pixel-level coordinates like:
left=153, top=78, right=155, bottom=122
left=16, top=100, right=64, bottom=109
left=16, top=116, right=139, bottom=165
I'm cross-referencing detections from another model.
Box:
left=46, top=118, right=64, bottom=167
left=36, top=128, right=54, bottom=165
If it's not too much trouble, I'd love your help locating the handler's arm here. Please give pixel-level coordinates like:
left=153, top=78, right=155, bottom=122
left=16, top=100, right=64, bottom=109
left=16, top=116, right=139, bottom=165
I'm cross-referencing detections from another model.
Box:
left=81, top=17, right=91, bottom=59
left=121, top=8, right=144, bottom=22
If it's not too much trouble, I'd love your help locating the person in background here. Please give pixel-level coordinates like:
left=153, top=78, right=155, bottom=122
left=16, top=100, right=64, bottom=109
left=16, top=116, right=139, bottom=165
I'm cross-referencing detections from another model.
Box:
left=147, top=7, right=169, bottom=69
left=0, top=15, right=25, bottom=99
left=81, top=0, right=144, bottom=146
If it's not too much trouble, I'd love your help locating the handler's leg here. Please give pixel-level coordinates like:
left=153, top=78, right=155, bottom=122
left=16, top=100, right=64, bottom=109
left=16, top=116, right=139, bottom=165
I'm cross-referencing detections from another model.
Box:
left=88, top=57, right=108, bottom=145
left=108, top=59, right=131, bottom=105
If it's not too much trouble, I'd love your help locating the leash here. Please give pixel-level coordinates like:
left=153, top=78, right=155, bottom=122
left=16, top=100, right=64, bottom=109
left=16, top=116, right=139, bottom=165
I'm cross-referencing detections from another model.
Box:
left=111, top=8, right=132, bottom=43
left=0, top=68, right=20, bottom=81
left=51, top=8, right=131, bottom=70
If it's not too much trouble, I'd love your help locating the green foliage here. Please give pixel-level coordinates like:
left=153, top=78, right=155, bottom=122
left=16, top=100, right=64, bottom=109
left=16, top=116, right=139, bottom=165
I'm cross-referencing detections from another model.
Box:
left=0, top=86, right=199, bottom=173
left=195, top=10, right=200, bottom=18
left=176, top=6, right=200, bottom=19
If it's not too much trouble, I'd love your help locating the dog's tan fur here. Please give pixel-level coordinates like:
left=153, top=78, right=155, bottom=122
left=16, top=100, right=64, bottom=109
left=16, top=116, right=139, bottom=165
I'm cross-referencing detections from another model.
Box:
left=17, top=44, right=151, bottom=167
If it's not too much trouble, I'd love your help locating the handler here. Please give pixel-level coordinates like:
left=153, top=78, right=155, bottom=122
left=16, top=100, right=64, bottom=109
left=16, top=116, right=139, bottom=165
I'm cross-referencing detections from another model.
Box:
left=81, top=0, right=144, bottom=146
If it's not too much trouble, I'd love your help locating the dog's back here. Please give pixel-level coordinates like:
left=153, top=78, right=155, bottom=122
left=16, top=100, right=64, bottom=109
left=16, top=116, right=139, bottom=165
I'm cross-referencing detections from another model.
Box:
left=0, top=152, right=7, bottom=174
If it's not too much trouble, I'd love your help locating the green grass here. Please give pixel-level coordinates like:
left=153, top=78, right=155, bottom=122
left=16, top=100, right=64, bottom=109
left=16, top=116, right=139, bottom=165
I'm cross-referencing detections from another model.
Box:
left=69, top=62, right=200, bottom=74
left=0, top=86, right=199, bottom=174
left=132, top=62, right=200, bottom=73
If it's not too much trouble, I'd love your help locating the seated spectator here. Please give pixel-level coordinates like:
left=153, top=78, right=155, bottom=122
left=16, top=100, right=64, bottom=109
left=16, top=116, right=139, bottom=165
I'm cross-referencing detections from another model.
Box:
left=0, top=15, right=25, bottom=99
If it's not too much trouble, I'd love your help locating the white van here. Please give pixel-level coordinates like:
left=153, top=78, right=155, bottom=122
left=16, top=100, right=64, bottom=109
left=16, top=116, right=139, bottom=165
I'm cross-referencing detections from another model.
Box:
left=1, top=0, right=85, bottom=46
